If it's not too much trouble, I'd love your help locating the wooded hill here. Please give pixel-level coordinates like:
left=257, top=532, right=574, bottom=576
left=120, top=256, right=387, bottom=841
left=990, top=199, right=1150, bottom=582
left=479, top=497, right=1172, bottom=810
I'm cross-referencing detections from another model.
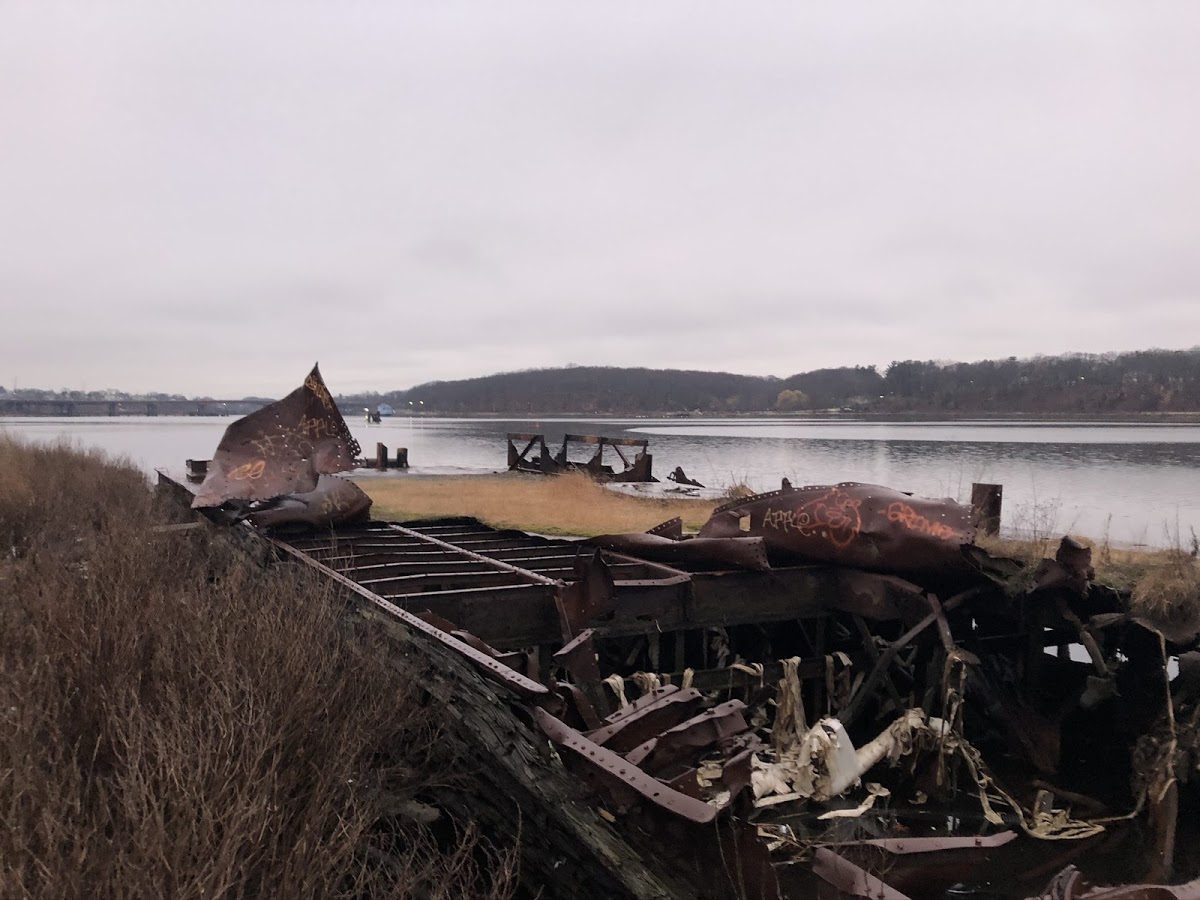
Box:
left=339, top=348, right=1200, bottom=416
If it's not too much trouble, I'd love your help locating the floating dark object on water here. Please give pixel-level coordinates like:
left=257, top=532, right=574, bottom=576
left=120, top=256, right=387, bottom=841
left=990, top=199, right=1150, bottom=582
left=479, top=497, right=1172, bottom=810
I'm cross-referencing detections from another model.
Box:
left=192, top=363, right=360, bottom=509
left=667, top=466, right=705, bottom=488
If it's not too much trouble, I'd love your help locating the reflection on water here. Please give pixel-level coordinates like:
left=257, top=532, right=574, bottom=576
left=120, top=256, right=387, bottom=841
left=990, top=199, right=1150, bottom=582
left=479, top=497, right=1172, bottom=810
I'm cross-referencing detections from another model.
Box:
left=3, top=415, right=1199, bottom=548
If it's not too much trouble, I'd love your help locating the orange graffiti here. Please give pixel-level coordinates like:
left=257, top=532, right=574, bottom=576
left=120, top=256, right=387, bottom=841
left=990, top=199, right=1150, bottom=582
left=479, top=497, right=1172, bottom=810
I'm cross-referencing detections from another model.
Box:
left=886, top=502, right=962, bottom=541
left=765, top=487, right=863, bottom=550
left=304, top=374, right=334, bottom=411
left=297, top=414, right=334, bottom=439
left=249, top=434, right=282, bottom=454
left=228, top=459, right=266, bottom=481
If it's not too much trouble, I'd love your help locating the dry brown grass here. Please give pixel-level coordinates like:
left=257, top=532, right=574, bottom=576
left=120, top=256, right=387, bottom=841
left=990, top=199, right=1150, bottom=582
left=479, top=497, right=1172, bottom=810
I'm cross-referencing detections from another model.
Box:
left=0, top=436, right=514, bottom=900
left=1130, top=553, right=1200, bottom=636
left=358, top=470, right=718, bottom=536
left=977, top=529, right=1200, bottom=628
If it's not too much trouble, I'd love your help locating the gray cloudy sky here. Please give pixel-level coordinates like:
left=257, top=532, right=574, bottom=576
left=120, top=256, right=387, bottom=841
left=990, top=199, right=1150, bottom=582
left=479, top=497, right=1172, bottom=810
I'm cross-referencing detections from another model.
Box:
left=2, top=2, right=1199, bottom=396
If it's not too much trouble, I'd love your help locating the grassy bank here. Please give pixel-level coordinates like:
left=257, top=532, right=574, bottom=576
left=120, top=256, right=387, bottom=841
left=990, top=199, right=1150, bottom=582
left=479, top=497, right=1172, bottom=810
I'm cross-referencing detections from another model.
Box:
left=0, top=437, right=513, bottom=900
left=358, top=470, right=719, bottom=536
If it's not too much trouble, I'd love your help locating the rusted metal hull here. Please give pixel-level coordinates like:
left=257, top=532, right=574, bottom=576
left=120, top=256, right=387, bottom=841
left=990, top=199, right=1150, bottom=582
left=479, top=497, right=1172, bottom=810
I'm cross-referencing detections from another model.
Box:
left=193, top=364, right=361, bottom=509
left=163, top=462, right=1200, bottom=899
left=699, top=481, right=976, bottom=577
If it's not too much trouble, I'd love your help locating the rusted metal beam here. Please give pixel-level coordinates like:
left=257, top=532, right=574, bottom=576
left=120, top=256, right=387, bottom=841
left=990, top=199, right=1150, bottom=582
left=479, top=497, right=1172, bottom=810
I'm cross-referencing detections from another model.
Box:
left=625, top=700, right=749, bottom=772
left=585, top=688, right=706, bottom=753
left=840, top=590, right=972, bottom=726
left=827, top=832, right=1018, bottom=854
left=563, top=434, right=650, bottom=448
left=532, top=707, right=717, bottom=825
left=266, top=531, right=549, bottom=699
left=812, top=847, right=912, bottom=900
left=385, top=523, right=562, bottom=586
left=971, top=482, right=1003, bottom=536
left=553, top=628, right=602, bottom=683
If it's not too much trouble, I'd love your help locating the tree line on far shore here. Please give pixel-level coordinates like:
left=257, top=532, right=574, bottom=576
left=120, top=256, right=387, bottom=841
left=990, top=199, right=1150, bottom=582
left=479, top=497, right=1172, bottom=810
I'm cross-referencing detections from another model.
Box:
left=339, top=347, right=1200, bottom=416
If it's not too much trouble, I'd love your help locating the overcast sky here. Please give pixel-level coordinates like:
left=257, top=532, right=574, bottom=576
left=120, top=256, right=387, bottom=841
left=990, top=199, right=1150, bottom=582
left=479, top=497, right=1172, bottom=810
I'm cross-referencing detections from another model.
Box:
left=2, top=3, right=1198, bottom=396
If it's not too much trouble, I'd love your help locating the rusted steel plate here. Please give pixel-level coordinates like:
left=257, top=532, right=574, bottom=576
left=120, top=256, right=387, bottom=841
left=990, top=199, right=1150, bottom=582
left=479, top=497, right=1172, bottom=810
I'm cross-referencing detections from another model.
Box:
left=829, top=832, right=1018, bottom=855
left=193, top=365, right=361, bottom=508
left=722, top=747, right=754, bottom=803
left=386, top=523, right=561, bottom=586
left=532, top=707, right=717, bottom=824
left=812, top=847, right=912, bottom=899
left=625, top=700, right=750, bottom=772
left=556, top=681, right=604, bottom=731
left=585, top=688, right=706, bottom=753
left=588, top=533, right=771, bottom=572
left=553, top=629, right=602, bottom=683
left=246, top=475, right=371, bottom=529
left=699, top=482, right=976, bottom=577
left=602, top=685, right=681, bottom=725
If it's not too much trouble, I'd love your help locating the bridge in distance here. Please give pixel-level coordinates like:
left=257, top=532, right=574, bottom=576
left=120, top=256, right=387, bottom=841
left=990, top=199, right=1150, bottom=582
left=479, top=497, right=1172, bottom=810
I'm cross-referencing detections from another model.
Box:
left=0, top=398, right=269, bottom=417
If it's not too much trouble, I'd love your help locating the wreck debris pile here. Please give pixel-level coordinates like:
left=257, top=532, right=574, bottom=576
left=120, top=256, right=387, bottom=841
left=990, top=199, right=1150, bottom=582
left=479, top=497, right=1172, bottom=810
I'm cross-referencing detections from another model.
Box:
left=182, top=497, right=1199, bottom=898
left=176, top=375, right=1200, bottom=898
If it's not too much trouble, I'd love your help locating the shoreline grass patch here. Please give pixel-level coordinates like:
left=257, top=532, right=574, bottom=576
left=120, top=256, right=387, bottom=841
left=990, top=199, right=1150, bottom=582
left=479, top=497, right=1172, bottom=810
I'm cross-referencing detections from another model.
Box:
left=357, top=470, right=718, bottom=536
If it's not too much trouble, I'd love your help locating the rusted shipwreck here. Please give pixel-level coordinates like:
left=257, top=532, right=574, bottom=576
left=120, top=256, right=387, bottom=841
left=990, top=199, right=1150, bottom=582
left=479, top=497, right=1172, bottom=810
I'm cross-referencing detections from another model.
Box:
left=507, top=432, right=657, bottom=482
left=171, top=368, right=1200, bottom=900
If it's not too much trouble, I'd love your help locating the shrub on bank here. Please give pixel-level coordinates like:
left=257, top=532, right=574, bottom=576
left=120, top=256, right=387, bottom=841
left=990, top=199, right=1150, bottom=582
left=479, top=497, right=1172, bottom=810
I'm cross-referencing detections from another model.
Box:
left=0, top=436, right=513, bottom=899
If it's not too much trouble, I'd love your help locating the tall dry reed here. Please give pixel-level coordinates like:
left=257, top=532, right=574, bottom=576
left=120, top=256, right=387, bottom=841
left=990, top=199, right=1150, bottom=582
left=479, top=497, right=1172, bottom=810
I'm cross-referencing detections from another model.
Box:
left=0, top=436, right=513, bottom=899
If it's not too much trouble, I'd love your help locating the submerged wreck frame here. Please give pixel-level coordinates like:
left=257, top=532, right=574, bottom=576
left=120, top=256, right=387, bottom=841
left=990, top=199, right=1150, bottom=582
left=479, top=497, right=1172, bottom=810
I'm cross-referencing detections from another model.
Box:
left=506, top=432, right=656, bottom=482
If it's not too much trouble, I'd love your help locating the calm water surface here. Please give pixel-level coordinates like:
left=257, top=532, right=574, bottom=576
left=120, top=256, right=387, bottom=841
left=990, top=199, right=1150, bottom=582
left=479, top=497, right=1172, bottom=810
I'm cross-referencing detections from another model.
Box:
left=4, top=415, right=1199, bottom=548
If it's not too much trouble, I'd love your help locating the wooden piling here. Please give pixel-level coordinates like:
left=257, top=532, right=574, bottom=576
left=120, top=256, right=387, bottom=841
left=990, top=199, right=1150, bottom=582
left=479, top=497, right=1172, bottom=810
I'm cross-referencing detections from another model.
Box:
left=395, top=447, right=408, bottom=468
left=375, top=442, right=388, bottom=470
left=970, top=482, right=1002, bottom=535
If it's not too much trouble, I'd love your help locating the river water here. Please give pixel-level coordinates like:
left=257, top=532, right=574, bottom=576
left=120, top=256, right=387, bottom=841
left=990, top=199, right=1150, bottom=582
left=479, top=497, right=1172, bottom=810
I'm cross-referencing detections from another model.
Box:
left=4, top=415, right=1199, bottom=548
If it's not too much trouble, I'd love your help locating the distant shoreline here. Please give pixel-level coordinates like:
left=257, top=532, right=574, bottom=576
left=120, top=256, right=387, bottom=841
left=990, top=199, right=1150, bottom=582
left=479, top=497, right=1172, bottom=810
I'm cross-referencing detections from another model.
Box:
left=6, top=408, right=1200, bottom=424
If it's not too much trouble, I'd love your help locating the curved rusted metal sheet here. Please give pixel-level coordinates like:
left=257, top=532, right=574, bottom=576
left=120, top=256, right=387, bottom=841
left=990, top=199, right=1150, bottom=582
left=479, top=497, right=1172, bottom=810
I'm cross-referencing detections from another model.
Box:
left=192, top=364, right=360, bottom=509
left=246, top=475, right=372, bottom=529
left=698, top=482, right=976, bottom=576
left=587, top=532, right=771, bottom=571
